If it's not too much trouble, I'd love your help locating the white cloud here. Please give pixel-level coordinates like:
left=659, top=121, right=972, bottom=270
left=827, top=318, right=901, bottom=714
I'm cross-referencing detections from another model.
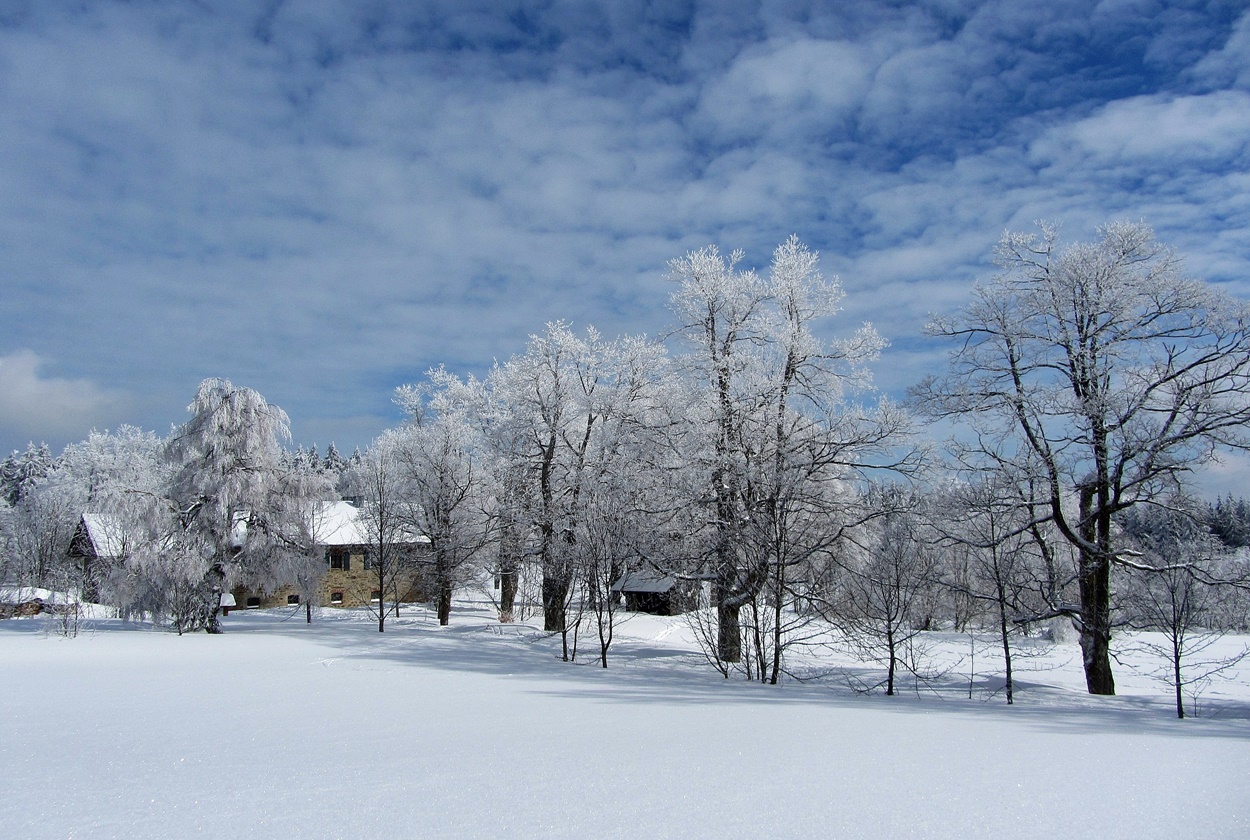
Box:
left=1031, top=91, right=1250, bottom=164
left=1190, top=9, right=1250, bottom=89
left=696, top=37, right=875, bottom=143
left=0, top=351, right=128, bottom=448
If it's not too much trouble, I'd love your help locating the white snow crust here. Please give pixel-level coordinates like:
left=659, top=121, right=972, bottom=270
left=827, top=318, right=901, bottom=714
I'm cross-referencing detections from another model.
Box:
left=2, top=600, right=1247, bottom=839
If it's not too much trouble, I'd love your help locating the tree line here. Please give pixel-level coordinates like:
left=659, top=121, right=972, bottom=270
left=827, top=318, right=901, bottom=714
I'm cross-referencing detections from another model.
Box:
left=2, top=223, right=1249, bottom=713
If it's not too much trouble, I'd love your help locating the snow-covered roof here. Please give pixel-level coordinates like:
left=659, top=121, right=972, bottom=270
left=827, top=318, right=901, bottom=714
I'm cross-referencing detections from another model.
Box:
left=309, top=500, right=429, bottom=546
left=613, top=571, right=676, bottom=594
left=74, top=501, right=428, bottom=557
left=0, top=586, right=78, bottom=606
left=311, top=500, right=366, bottom=546
left=82, top=513, right=126, bottom=559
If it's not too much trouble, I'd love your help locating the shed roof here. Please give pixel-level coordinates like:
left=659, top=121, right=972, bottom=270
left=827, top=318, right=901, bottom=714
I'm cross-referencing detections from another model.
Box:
left=613, top=571, right=676, bottom=594
left=81, top=513, right=126, bottom=559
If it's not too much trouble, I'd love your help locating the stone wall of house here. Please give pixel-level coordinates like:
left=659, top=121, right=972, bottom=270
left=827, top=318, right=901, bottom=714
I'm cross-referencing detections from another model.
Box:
left=229, top=548, right=433, bottom=613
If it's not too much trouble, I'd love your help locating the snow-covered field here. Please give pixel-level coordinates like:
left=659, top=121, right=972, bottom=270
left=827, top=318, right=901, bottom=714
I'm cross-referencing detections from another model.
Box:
left=3, top=600, right=1248, bottom=839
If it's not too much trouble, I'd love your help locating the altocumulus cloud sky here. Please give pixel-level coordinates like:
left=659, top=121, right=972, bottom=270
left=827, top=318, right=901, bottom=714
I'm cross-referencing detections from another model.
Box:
left=2, top=0, right=1249, bottom=478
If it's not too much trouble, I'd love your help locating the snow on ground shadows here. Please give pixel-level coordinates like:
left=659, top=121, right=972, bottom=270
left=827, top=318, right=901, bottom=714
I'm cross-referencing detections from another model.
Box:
left=2, top=601, right=1248, bottom=839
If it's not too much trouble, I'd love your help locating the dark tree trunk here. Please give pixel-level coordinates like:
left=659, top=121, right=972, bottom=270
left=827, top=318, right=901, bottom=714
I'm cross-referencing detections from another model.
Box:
left=203, top=564, right=226, bottom=634
left=1077, top=486, right=1115, bottom=695
left=1173, top=636, right=1185, bottom=719
left=543, top=574, right=568, bottom=633
left=377, top=579, right=386, bottom=633
left=992, top=551, right=1014, bottom=705
left=538, top=429, right=564, bottom=633
left=499, top=567, right=518, bottom=622
left=998, top=596, right=1014, bottom=705
left=437, top=577, right=453, bottom=626
left=713, top=472, right=743, bottom=664
left=886, top=628, right=896, bottom=696
left=717, top=600, right=742, bottom=664
left=1077, top=557, right=1115, bottom=695
left=770, top=592, right=783, bottom=685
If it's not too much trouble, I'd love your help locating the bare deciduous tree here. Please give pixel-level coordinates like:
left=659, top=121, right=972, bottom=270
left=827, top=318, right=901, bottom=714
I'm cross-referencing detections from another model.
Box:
left=668, top=236, right=910, bottom=669
left=824, top=492, right=941, bottom=696
left=1120, top=500, right=1250, bottom=718
left=915, top=221, right=1250, bottom=695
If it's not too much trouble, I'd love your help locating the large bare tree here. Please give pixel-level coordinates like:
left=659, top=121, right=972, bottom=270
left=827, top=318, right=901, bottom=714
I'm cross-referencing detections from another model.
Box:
left=915, top=221, right=1250, bottom=694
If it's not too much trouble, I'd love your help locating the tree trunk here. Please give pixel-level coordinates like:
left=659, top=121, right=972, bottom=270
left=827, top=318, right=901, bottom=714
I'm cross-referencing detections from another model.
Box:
left=543, top=574, right=568, bottom=633
left=1077, top=550, right=1115, bottom=695
left=1173, top=636, right=1185, bottom=719
left=713, top=479, right=742, bottom=664
left=499, top=568, right=518, bottom=622
left=998, top=598, right=1014, bottom=705
left=993, top=557, right=1014, bottom=705
left=886, top=628, right=896, bottom=696
left=598, top=614, right=611, bottom=668
left=437, top=577, right=453, bottom=626
left=377, top=580, right=385, bottom=633
left=717, top=600, right=742, bottom=664
left=203, top=564, right=226, bottom=634
left=769, top=550, right=786, bottom=684
left=1077, top=486, right=1115, bottom=695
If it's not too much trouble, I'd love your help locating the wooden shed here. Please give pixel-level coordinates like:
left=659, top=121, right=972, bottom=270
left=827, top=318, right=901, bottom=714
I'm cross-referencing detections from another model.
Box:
left=612, top=570, right=698, bottom=616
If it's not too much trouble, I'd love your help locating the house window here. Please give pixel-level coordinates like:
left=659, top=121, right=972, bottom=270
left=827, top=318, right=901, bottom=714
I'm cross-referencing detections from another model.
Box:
left=327, top=546, right=350, bottom=571
left=371, top=590, right=381, bottom=602
left=246, top=596, right=260, bottom=608
left=287, top=594, right=300, bottom=605
left=330, top=592, right=343, bottom=605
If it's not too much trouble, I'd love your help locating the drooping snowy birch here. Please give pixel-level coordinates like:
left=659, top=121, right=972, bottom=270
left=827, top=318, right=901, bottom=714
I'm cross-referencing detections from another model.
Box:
left=162, top=378, right=292, bottom=633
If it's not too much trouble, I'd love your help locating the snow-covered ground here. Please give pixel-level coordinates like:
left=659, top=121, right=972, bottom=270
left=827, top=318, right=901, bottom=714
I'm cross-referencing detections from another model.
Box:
left=2, top=599, right=1248, bottom=839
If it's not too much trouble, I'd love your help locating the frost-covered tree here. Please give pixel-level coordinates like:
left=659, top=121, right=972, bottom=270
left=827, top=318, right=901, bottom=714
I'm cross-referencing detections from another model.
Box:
left=1, top=442, right=55, bottom=507
left=393, top=375, right=493, bottom=626
left=561, top=335, right=670, bottom=667
left=486, top=324, right=596, bottom=638
left=0, top=431, right=161, bottom=595
left=824, top=490, right=941, bottom=696
left=487, top=323, right=584, bottom=638
left=354, top=434, right=412, bottom=633
left=935, top=475, right=1059, bottom=704
left=668, top=236, right=915, bottom=668
left=1203, top=495, right=1250, bottom=549
left=2, top=466, right=82, bottom=590
left=322, top=442, right=347, bottom=477
left=55, top=427, right=166, bottom=601
left=915, top=221, right=1250, bottom=695
left=479, top=322, right=672, bottom=657
left=1119, top=500, right=1250, bottom=718
left=154, top=378, right=293, bottom=633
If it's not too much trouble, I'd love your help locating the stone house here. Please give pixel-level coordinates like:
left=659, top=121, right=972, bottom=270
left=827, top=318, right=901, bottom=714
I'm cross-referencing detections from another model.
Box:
left=228, top=500, right=433, bottom=611
left=71, top=502, right=433, bottom=613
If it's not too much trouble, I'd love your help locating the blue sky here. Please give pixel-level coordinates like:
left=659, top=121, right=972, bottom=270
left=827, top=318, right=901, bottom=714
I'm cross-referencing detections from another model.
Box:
left=2, top=0, right=1249, bottom=487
